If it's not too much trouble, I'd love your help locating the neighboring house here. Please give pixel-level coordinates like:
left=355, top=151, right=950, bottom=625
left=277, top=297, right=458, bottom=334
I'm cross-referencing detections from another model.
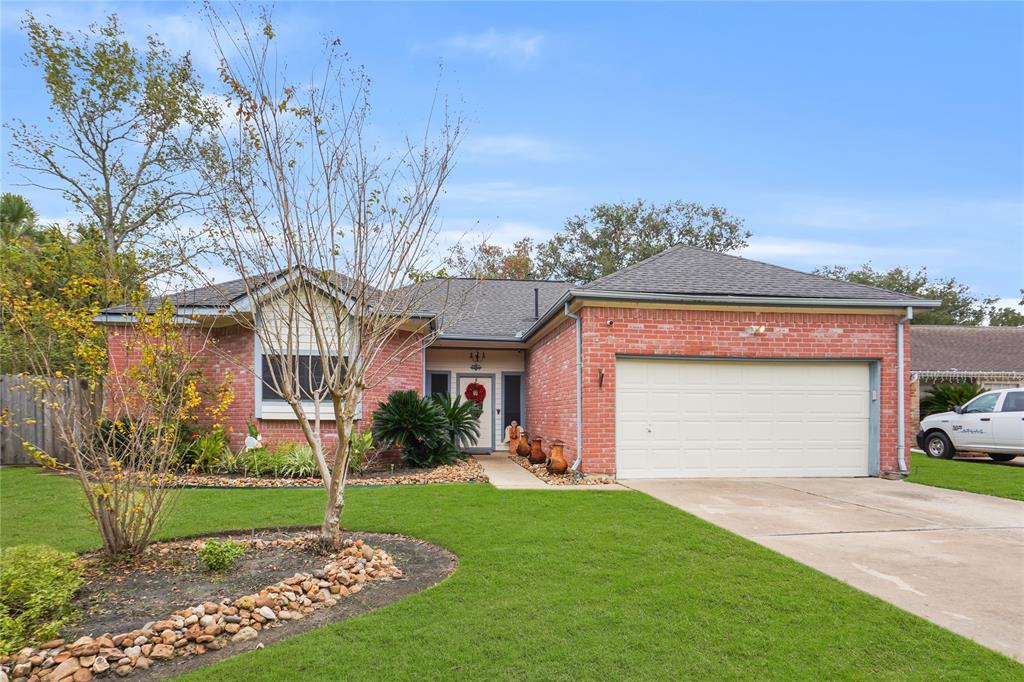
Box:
left=98, top=244, right=938, bottom=478
left=911, top=325, right=1024, bottom=416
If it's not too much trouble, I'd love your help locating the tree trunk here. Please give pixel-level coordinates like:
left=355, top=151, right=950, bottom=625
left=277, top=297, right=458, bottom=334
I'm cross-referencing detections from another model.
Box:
left=319, top=412, right=353, bottom=547
left=320, top=484, right=345, bottom=547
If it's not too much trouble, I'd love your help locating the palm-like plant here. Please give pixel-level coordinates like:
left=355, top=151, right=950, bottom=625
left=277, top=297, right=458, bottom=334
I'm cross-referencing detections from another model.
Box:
left=0, top=193, right=41, bottom=246
left=920, top=382, right=987, bottom=418
left=431, top=393, right=482, bottom=449
left=372, top=390, right=453, bottom=467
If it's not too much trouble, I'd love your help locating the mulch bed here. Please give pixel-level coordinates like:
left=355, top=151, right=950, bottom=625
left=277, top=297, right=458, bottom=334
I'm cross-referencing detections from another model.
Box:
left=173, top=457, right=488, bottom=488
left=509, top=455, right=614, bottom=486
left=2, top=531, right=455, bottom=681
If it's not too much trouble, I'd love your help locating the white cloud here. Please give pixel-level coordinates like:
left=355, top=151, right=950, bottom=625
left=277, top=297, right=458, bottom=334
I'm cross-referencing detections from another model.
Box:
left=738, top=236, right=953, bottom=267
left=443, top=181, right=578, bottom=205
left=464, top=134, right=570, bottom=162
left=752, top=192, right=1023, bottom=233
left=423, top=28, right=543, bottom=64
left=2, top=3, right=221, bottom=73
left=991, top=296, right=1024, bottom=312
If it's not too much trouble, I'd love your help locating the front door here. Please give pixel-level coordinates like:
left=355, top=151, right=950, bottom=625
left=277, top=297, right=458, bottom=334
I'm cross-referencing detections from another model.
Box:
left=457, top=374, right=494, bottom=452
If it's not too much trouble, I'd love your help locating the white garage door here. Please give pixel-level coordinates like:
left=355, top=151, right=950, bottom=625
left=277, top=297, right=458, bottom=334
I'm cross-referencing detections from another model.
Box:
left=616, top=359, right=870, bottom=478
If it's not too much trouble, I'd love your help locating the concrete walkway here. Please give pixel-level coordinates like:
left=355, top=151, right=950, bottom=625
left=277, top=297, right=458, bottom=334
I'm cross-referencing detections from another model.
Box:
left=476, top=455, right=625, bottom=490
left=622, top=477, right=1024, bottom=662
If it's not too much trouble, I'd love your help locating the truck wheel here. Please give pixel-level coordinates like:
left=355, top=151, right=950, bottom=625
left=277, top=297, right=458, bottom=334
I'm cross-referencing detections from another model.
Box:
left=988, top=453, right=1017, bottom=463
left=925, top=432, right=955, bottom=459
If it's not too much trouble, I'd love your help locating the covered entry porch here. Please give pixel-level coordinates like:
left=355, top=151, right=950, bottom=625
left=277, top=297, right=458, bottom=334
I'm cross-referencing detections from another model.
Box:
left=424, top=346, right=526, bottom=453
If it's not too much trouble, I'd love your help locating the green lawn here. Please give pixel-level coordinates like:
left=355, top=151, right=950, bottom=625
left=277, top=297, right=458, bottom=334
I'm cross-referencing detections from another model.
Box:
left=1, top=467, right=1019, bottom=680
left=909, top=452, right=1024, bottom=501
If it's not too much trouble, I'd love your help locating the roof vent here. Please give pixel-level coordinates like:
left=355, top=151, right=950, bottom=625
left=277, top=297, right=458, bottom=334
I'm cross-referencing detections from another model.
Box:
left=534, top=287, right=539, bottom=318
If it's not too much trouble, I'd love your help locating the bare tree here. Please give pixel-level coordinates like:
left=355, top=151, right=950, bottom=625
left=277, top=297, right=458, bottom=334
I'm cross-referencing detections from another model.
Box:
left=199, top=6, right=467, bottom=546
left=6, top=12, right=221, bottom=285
left=1, top=284, right=221, bottom=556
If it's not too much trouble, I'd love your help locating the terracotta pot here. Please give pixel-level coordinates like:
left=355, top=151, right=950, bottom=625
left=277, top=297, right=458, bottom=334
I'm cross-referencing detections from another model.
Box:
left=516, top=433, right=531, bottom=458
left=529, top=436, right=546, bottom=464
left=547, top=440, right=568, bottom=474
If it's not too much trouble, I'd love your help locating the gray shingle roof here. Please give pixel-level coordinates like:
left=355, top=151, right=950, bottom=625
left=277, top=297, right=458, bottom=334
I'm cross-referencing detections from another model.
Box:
left=580, top=244, right=928, bottom=302
left=102, top=270, right=364, bottom=314
left=101, top=245, right=931, bottom=336
left=911, top=326, right=1024, bottom=373
left=406, top=278, right=570, bottom=338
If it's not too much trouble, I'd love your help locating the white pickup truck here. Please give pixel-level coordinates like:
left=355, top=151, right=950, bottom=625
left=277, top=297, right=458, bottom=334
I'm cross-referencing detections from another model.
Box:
left=917, top=388, right=1024, bottom=462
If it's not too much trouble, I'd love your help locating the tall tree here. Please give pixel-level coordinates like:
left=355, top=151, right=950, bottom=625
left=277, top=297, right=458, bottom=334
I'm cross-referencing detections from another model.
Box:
left=6, top=13, right=221, bottom=283
left=535, top=199, right=749, bottom=283
left=446, top=237, right=534, bottom=279
left=201, top=6, right=466, bottom=546
left=814, top=264, right=989, bottom=325
left=987, top=290, right=1024, bottom=327
left=0, top=190, right=149, bottom=373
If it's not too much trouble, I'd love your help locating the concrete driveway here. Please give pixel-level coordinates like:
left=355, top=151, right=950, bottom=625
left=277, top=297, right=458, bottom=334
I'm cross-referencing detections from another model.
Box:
left=622, top=477, right=1024, bottom=662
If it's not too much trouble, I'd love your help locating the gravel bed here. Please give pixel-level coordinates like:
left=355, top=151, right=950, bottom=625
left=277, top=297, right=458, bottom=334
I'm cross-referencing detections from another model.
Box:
left=1, top=531, right=455, bottom=681
left=509, top=455, right=614, bottom=486
left=174, top=457, right=487, bottom=488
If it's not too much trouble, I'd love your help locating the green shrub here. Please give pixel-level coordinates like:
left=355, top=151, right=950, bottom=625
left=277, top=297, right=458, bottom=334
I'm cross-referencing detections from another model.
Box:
left=372, top=390, right=459, bottom=467
left=348, top=430, right=376, bottom=473
left=197, top=539, right=246, bottom=572
left=275, top=443, right=319, bottom=478
left=921, top=382, right=988, bottom=418
left=0, top=545, right=84, bottom=655
left=238, top=447, right=279, bottom=477
left=431, top=393, right=482, bottom=449
left=175, top=426, right=233, bottom=473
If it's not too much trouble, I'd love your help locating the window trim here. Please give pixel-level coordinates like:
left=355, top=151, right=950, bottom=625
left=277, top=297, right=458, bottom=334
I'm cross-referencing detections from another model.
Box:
left=254, top=333, right=361, bottom=421
left=428, top=371, right=451, bottom=397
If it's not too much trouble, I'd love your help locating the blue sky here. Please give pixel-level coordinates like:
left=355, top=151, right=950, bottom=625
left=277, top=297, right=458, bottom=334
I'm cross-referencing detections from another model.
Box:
left=2, top=1, right=1022, bottom=305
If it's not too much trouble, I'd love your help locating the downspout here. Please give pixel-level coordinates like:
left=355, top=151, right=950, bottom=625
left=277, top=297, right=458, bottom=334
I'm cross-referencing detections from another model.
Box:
left=564, top=302, right=584, bottom=471
left=896, top=306, right=913, bottom=474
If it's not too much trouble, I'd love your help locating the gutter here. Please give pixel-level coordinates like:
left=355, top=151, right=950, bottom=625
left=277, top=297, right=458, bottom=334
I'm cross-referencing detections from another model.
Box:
left=521, top=289, right=942, bottom=343
left=896, top=306, right=913, bottom=474
left=563, top=302, right=584, bottom=472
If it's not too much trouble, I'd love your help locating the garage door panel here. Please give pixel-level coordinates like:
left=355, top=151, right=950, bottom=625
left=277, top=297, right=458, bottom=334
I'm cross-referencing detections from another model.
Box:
left=616, top=359, right=870, bottom=478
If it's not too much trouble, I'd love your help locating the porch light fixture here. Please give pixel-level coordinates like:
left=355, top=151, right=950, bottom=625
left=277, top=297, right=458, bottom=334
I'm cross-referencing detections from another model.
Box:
left=469, top=349, right=485, bottom=370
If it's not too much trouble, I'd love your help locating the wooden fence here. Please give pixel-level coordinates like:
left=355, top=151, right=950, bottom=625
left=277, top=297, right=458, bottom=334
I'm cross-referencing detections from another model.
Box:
left=0, top=375, right=97, bottom=466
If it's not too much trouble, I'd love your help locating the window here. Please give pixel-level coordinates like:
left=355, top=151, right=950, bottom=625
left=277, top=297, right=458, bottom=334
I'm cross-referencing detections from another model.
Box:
left=963, top=392, right=999, bottom=414
left=1001, top=391, right=1024, bottom=413
left=429, top=372, right=450, bottom=397
left=261, top=354, right=344, bottom=402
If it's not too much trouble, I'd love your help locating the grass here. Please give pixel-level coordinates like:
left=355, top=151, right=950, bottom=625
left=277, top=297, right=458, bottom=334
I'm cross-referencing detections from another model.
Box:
left=909, top=452, right=1024, bottom=501
left=1, top=467, right=1020, bottom=680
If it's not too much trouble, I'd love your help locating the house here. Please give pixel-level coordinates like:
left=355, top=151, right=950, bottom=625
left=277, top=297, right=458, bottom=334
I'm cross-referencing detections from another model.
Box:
left=910, top=325, right=1024, bottom=416
left=98, top=244, right=938, bottom=478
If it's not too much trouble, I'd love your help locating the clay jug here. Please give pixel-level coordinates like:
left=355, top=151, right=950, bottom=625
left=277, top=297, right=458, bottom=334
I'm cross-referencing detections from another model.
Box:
left=547, top=440, right=568, bottom=474
left=529, top=436, right=546, bottom=465
left=516, top=432, right=531, bottom=458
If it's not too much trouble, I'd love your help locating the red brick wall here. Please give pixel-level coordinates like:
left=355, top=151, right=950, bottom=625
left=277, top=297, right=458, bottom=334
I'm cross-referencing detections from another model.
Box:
left=258, top=329, right=424, bottom=458
left=106, top=324, right=424, bottom=459
left=574, top=306, right=912, bottom=475
left=525, top=318, right=579, bottom=464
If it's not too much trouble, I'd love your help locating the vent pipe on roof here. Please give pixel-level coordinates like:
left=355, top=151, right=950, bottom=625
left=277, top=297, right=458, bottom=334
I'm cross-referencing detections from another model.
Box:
left=534, top=287, right=539, bottom=318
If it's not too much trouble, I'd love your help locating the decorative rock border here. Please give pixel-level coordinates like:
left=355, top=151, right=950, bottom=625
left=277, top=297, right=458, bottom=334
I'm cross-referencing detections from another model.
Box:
left=173, top=457, right=488, bottom=488
left=2, top=537, right=399, bottom=681
left=509, top=455, right=614, bottom=486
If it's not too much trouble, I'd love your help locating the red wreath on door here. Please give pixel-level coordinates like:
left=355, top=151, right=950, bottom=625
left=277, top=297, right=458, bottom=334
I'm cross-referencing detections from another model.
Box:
left=464, top=382, right=487, bottom=404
